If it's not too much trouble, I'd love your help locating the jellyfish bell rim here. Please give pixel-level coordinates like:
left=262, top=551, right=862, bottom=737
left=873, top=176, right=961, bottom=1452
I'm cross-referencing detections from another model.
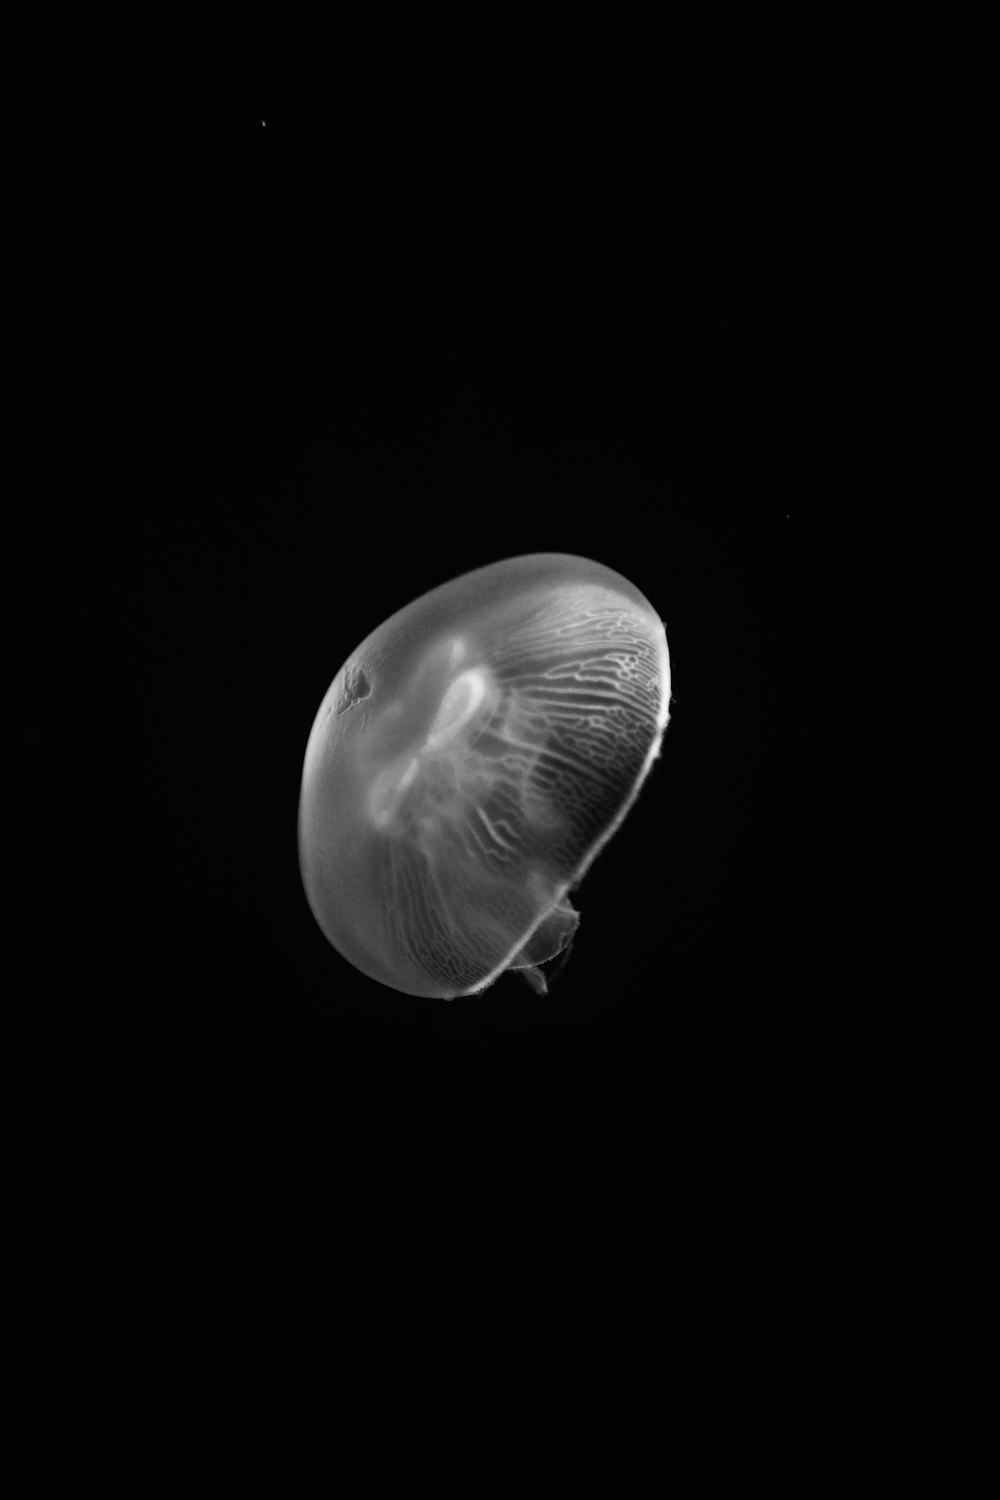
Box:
left=367, top=550, right=666, bottom=648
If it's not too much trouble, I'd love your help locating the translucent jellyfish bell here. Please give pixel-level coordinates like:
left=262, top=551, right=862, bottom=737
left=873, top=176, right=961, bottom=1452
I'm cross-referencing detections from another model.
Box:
left=298, top=554, right=671, bottom=999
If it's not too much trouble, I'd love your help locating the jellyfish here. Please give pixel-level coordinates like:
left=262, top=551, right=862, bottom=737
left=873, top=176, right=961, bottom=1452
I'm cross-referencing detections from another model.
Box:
left=298, top=553, right=671, bottom=999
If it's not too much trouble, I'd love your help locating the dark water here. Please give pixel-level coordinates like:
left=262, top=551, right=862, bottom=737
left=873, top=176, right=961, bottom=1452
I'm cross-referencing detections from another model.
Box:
left=6, top=35, right=994, bottom=1407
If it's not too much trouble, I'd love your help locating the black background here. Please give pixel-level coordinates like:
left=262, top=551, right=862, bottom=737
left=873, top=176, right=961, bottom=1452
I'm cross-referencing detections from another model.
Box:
left=5, top=32, right=996, bottom=1409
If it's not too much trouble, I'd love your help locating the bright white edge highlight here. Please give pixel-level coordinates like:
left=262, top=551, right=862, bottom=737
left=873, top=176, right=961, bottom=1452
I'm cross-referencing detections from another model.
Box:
left=443, top=609, right=672, bottom=1001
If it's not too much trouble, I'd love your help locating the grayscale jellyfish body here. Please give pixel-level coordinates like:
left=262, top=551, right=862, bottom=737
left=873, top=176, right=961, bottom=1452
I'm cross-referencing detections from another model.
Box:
left=298, top=554, right=671, bottom=999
